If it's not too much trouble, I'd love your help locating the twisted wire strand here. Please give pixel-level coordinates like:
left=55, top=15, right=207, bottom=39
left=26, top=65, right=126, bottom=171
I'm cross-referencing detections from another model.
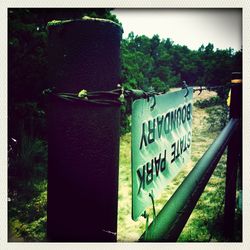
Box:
left=43, top=83, right=234, bottom=106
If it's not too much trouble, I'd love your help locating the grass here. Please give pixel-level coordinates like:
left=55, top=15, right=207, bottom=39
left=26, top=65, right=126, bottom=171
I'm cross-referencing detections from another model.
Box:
left=117, top=90, right=242, bottom=242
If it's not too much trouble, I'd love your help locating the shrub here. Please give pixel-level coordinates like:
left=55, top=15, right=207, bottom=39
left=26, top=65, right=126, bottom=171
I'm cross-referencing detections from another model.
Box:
left=9, top=181, right=47, bottom=241
left=8, top=129, right=48, bottom=241
left=194, top=96, right=224, bottom=109
left=205, top=105, right=229, bottom=132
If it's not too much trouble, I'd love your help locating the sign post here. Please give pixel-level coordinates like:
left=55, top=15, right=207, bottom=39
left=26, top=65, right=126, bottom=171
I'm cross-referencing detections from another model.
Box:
left=47, top=18, right=123, bottom=241
left=131, top=88, right=193, bottom=221
left=224, top=72, right=242, bottom=238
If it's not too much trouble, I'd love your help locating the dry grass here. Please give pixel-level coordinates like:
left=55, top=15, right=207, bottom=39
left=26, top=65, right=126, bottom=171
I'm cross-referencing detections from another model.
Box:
left=117, top=90, right=234, bottom=242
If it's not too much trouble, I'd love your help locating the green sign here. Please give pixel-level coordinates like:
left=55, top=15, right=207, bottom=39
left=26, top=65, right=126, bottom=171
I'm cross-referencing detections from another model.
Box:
left=131, top=88, right=193, bottom=221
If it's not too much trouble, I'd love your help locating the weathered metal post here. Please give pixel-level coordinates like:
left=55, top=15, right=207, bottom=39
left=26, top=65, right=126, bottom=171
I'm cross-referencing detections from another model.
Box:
left=47, top=18, right=123, bottom=242
left=224, top=72, right=242, bottom=238
left=139, top=118, right=239, bottom=241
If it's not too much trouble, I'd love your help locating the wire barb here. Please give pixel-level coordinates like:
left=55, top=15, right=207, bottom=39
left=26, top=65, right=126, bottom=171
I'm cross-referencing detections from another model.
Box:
left=149, top=191, right=156, bottom=220
left=182, top=81, right=189, bottom=97
left=147, top=95, right=156, bottom=111
left=193, top=83, right=234, bottom=94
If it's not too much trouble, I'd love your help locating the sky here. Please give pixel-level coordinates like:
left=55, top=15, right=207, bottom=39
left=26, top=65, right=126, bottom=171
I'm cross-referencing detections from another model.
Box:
left=112, top=9, right=242, bottom=52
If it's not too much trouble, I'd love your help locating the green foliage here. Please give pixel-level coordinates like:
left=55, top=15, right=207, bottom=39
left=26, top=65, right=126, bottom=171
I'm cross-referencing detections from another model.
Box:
left=194, top=96, right=229, bottom=131
left=150, top=77, right=169, bottom=92
left=9, top=102, right=47, bottom=140
left=194, top=96, right=224, bottom=108
left=205, top=105, right=229, bottom=132
left=9, top=181, right=47, bottom=241
left=8, top=132, right=48, bottom=232
left=8, top=102, right=47, bottom=199
left=120, top=102, right=131, bottom=135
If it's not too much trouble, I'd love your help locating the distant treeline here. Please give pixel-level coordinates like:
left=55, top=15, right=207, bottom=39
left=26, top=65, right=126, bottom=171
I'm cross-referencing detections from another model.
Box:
left=121, top=32, right=242, bottom=92
left=120, top=33, right=241, bottom=132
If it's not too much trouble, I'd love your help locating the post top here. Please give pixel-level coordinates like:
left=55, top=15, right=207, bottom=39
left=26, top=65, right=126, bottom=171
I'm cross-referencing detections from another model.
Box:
left=47, top=16, right=123, bottom=32
left=231, top=72, right=242, bottom=84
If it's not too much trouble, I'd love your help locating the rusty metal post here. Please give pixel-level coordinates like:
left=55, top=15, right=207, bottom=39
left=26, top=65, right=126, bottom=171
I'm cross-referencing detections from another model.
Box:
left=47, top=18, right=123, bottom=242
left=224, top=72, right=242, bottom=238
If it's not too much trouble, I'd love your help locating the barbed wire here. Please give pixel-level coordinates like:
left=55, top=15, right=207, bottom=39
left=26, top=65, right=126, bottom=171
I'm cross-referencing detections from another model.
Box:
left=192, top=84, right=233, bottom=95
left=43, top=82, right=235, bottom=106
left=43, top=87, right=122, bottom=106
